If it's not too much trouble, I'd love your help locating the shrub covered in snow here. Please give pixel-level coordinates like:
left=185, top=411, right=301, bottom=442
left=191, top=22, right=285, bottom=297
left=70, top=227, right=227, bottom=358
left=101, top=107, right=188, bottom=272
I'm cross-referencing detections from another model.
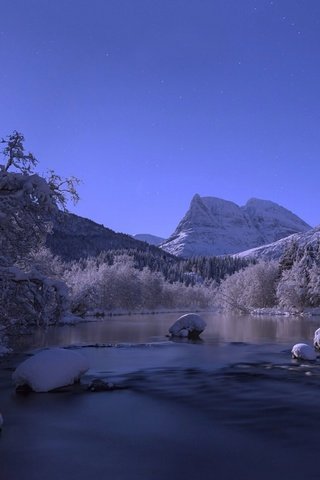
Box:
left=12, top=348, right=89, bottom=392
left=63, top=255, right=213, bottom=314
left=217, top=261, right=279, bottom=313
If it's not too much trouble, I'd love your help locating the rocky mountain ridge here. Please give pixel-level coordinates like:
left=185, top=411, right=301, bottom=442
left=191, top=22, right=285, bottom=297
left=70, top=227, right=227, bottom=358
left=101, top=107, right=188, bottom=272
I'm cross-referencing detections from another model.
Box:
left=160, top=194, right=311, bottom=257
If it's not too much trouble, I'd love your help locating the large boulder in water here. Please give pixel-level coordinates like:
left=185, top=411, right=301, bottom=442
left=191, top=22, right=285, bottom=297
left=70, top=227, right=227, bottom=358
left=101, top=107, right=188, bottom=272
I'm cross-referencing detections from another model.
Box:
left=291, top=343, right=316, bottom=361
left=169, top=313, right=206, bottom=339
left=12, top=348, right=89, bottom=392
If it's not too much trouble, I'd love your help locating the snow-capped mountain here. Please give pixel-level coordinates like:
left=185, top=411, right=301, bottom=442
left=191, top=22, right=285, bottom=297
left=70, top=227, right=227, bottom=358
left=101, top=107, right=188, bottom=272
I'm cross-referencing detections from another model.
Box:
left=133, top=234, right=165, bottom=246
left=160, top=194, right=311, bottom=257
left=236, top=226, right=320, bottom=261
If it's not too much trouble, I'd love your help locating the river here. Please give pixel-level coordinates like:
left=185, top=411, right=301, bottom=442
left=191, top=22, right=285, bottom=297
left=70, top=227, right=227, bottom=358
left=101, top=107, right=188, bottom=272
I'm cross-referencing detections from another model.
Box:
left=1, top=312, right=320, bottom=480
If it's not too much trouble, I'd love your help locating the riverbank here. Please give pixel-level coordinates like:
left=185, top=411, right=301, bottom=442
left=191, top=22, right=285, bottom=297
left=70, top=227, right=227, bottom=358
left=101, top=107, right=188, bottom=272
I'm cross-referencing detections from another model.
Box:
left=251, top=306, right=320, bottom=317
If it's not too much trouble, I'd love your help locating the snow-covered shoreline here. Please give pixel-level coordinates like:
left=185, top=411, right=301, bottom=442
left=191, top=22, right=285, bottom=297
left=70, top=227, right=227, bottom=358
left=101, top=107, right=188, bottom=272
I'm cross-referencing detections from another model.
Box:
left=251, top=307, right=320, bottom=317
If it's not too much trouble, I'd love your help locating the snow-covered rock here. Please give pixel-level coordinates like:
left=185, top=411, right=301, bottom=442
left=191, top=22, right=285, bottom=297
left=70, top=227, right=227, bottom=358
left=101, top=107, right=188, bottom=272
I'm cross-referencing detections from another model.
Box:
left=12, top=348, right=89, bottom=392
left=161, top=195, right=310, bottom=257
left=169, top=313, right=206, bottom=338
left=291, top=343, right=317, bottom=361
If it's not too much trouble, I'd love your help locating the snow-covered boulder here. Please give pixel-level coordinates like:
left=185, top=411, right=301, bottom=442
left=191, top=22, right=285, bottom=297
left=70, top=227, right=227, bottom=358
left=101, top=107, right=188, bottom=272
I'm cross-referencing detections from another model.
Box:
left=313, top=328, right=320, bottom=350
left=291, top=343, right=317, bottom=361
left=12, top=348, right=89, bottom=392
left=169, top=313, right=206, bottom=338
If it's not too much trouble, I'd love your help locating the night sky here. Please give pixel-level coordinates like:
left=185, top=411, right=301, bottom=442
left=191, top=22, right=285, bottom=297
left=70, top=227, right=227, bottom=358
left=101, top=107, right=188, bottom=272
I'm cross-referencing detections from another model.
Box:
left=1, top=0, right=320, bottom=237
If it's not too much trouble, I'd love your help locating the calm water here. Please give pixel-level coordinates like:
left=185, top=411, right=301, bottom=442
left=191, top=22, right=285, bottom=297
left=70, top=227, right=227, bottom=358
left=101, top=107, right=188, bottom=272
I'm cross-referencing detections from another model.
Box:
left=2, top=312, right=320, bottom=480
left=12, top=310, right=320, bottom=349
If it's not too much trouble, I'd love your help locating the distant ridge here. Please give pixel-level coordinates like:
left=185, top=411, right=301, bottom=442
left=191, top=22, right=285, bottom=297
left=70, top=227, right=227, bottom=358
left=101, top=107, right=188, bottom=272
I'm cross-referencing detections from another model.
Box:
left=160, top=194, right=311, bottom=257
left=133, top=234, right=165, bottom=246
left=46, top=212, right=170, bottom=261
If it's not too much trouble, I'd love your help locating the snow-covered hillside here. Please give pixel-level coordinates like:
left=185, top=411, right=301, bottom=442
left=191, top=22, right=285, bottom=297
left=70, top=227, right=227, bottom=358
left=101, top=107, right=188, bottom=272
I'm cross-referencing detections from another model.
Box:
left=160, top=194, right=311, bottom=257
left=236, top=226, right=320, bottom=261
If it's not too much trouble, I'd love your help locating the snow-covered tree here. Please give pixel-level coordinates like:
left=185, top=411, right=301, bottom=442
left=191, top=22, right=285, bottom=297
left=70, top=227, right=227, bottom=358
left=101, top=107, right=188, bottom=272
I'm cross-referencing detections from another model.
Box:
left=0, top=131, right=79, bottom=263
left=0, top=130, right=37, bottom=174
left=0, top=131, right=79, bottom=339
left=18, top=246, right=65, bottom=279
left=276, top=245, right=320, bottom=311
left=63, top=253, right=213, bottom=314
left=307, top=263, right=320, bottom=306
left=139, top=267, right=164, bottom=309
left=217, top=261, right=279, bottom=312
left=276, top=260, right=309, bottom=311
left=102, top=255, right=143, bottom=311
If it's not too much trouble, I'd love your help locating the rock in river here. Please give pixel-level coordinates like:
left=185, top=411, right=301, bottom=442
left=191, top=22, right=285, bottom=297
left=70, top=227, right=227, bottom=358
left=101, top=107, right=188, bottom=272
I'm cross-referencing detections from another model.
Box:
left=169, top=313, right=206, bottom=339
left=13, top=348, right=89, bottom=392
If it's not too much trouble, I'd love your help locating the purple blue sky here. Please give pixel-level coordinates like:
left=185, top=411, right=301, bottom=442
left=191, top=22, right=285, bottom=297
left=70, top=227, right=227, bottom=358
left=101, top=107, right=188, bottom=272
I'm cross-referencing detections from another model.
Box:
left=1, top=0, right=320, bottom=237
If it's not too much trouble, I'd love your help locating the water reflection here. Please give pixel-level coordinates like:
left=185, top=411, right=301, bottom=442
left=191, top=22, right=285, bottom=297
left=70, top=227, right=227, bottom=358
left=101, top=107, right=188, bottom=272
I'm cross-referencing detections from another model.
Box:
left=207, top=313, right=320, bottom=344
left=13, top=311, right=320, bottom=351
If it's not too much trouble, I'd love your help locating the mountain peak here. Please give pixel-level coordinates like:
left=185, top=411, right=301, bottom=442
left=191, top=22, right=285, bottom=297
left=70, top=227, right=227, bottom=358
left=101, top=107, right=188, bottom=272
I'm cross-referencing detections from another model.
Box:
left=191, top=193, right=201, bottom=202
left=161, top=194, right=311, bottom=257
